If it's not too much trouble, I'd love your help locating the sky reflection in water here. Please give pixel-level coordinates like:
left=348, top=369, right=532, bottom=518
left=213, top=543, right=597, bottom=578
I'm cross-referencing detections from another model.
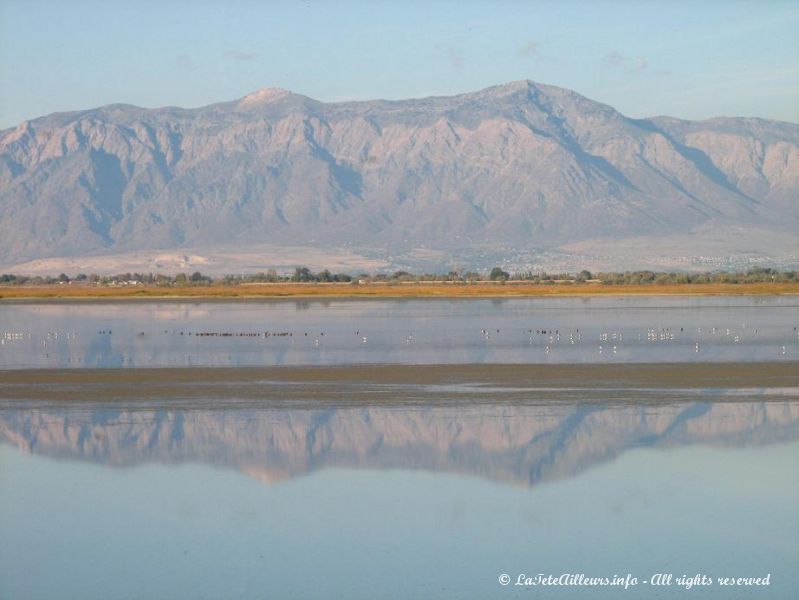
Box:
left=1, top=390, right=798, bottom=599
left=1, top=297, right=798, bottom=598
left=0, top=296, right=797, bottom=368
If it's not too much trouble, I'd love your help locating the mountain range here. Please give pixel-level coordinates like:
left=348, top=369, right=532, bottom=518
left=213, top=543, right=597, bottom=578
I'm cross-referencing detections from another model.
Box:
left=1, top=80, right=797, bottom=273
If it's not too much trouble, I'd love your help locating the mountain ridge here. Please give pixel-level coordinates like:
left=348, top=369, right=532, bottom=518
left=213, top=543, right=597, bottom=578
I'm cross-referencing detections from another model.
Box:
left=1, top=80, right=797, bottom=271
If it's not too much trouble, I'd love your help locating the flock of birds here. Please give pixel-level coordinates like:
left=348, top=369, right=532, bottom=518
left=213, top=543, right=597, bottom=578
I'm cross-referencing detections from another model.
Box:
left=1, top=323, right=797, bottom=361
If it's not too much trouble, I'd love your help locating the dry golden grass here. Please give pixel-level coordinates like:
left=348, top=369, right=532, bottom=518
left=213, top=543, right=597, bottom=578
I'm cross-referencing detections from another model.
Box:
left=2, top=281, right=798, bottom=300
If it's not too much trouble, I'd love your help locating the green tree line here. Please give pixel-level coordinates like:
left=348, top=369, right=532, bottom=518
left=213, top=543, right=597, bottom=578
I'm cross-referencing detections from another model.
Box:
left=1, top=267, right=796, bottom=286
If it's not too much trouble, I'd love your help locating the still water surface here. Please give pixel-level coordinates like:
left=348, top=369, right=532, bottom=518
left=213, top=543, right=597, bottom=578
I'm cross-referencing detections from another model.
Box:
left=1, top=297, right=798, bottom=599
left=0, top=297, right=797, bottom=368
left=1, top=389, right=797, bottom=599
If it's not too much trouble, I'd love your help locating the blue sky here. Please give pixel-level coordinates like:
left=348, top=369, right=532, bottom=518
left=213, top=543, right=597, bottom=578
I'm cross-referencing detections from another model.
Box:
left=1, top=0, right=797, bottom=128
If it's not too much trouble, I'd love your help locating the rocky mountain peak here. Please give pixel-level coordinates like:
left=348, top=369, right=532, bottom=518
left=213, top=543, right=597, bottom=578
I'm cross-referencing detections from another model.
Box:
left=238, top=87, right=294, bottom=106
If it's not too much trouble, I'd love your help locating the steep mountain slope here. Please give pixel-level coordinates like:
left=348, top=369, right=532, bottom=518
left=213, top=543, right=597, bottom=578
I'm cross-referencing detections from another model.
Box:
left=1, top=81, right=797, bottom=267
left=650, top=116, right=799, bottom=213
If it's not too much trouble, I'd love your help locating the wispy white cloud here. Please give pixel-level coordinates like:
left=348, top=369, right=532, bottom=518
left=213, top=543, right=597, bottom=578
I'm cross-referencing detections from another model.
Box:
left=518, top=40, right=539, bottom=59
left=448, top=48, right=463, bottom=70
left=604, top=50, right=656, bottom=73
left=224, top=51, right=258, bottom=61
left=175, top=54, right=195, bottom=71
left=603, top=50, right=625, bottom=67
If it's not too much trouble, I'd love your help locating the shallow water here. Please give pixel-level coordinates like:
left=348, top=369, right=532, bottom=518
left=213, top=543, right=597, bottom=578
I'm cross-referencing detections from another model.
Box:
left=0, top=296, right=797, bottom=368
left=1, top=381, right=798, bottom=599
left=1, top=297, right=798, bottom=599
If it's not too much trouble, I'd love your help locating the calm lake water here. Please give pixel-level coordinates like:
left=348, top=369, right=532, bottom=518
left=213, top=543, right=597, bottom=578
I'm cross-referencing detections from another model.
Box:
left=1, top=297, right=798, bottom=599
left=1, top=389, right=797, bottom=599
left=0, top=296, right=797, bottom=368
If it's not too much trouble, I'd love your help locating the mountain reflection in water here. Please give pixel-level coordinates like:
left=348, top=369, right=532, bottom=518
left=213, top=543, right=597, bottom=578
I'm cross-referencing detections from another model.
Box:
left=3, top=395, right=797, bottom=487
left=2, top=361, right=798, bottom=600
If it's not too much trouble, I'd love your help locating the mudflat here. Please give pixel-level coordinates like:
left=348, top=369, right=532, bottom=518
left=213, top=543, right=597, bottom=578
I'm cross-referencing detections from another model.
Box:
left=3, top=362, right=797, bottom=406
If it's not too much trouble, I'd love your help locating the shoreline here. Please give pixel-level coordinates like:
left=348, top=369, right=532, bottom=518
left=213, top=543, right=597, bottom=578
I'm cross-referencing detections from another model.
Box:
left=3, top=362, right=798, bottom=404
left=2, top=281, right=799, bottom=301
